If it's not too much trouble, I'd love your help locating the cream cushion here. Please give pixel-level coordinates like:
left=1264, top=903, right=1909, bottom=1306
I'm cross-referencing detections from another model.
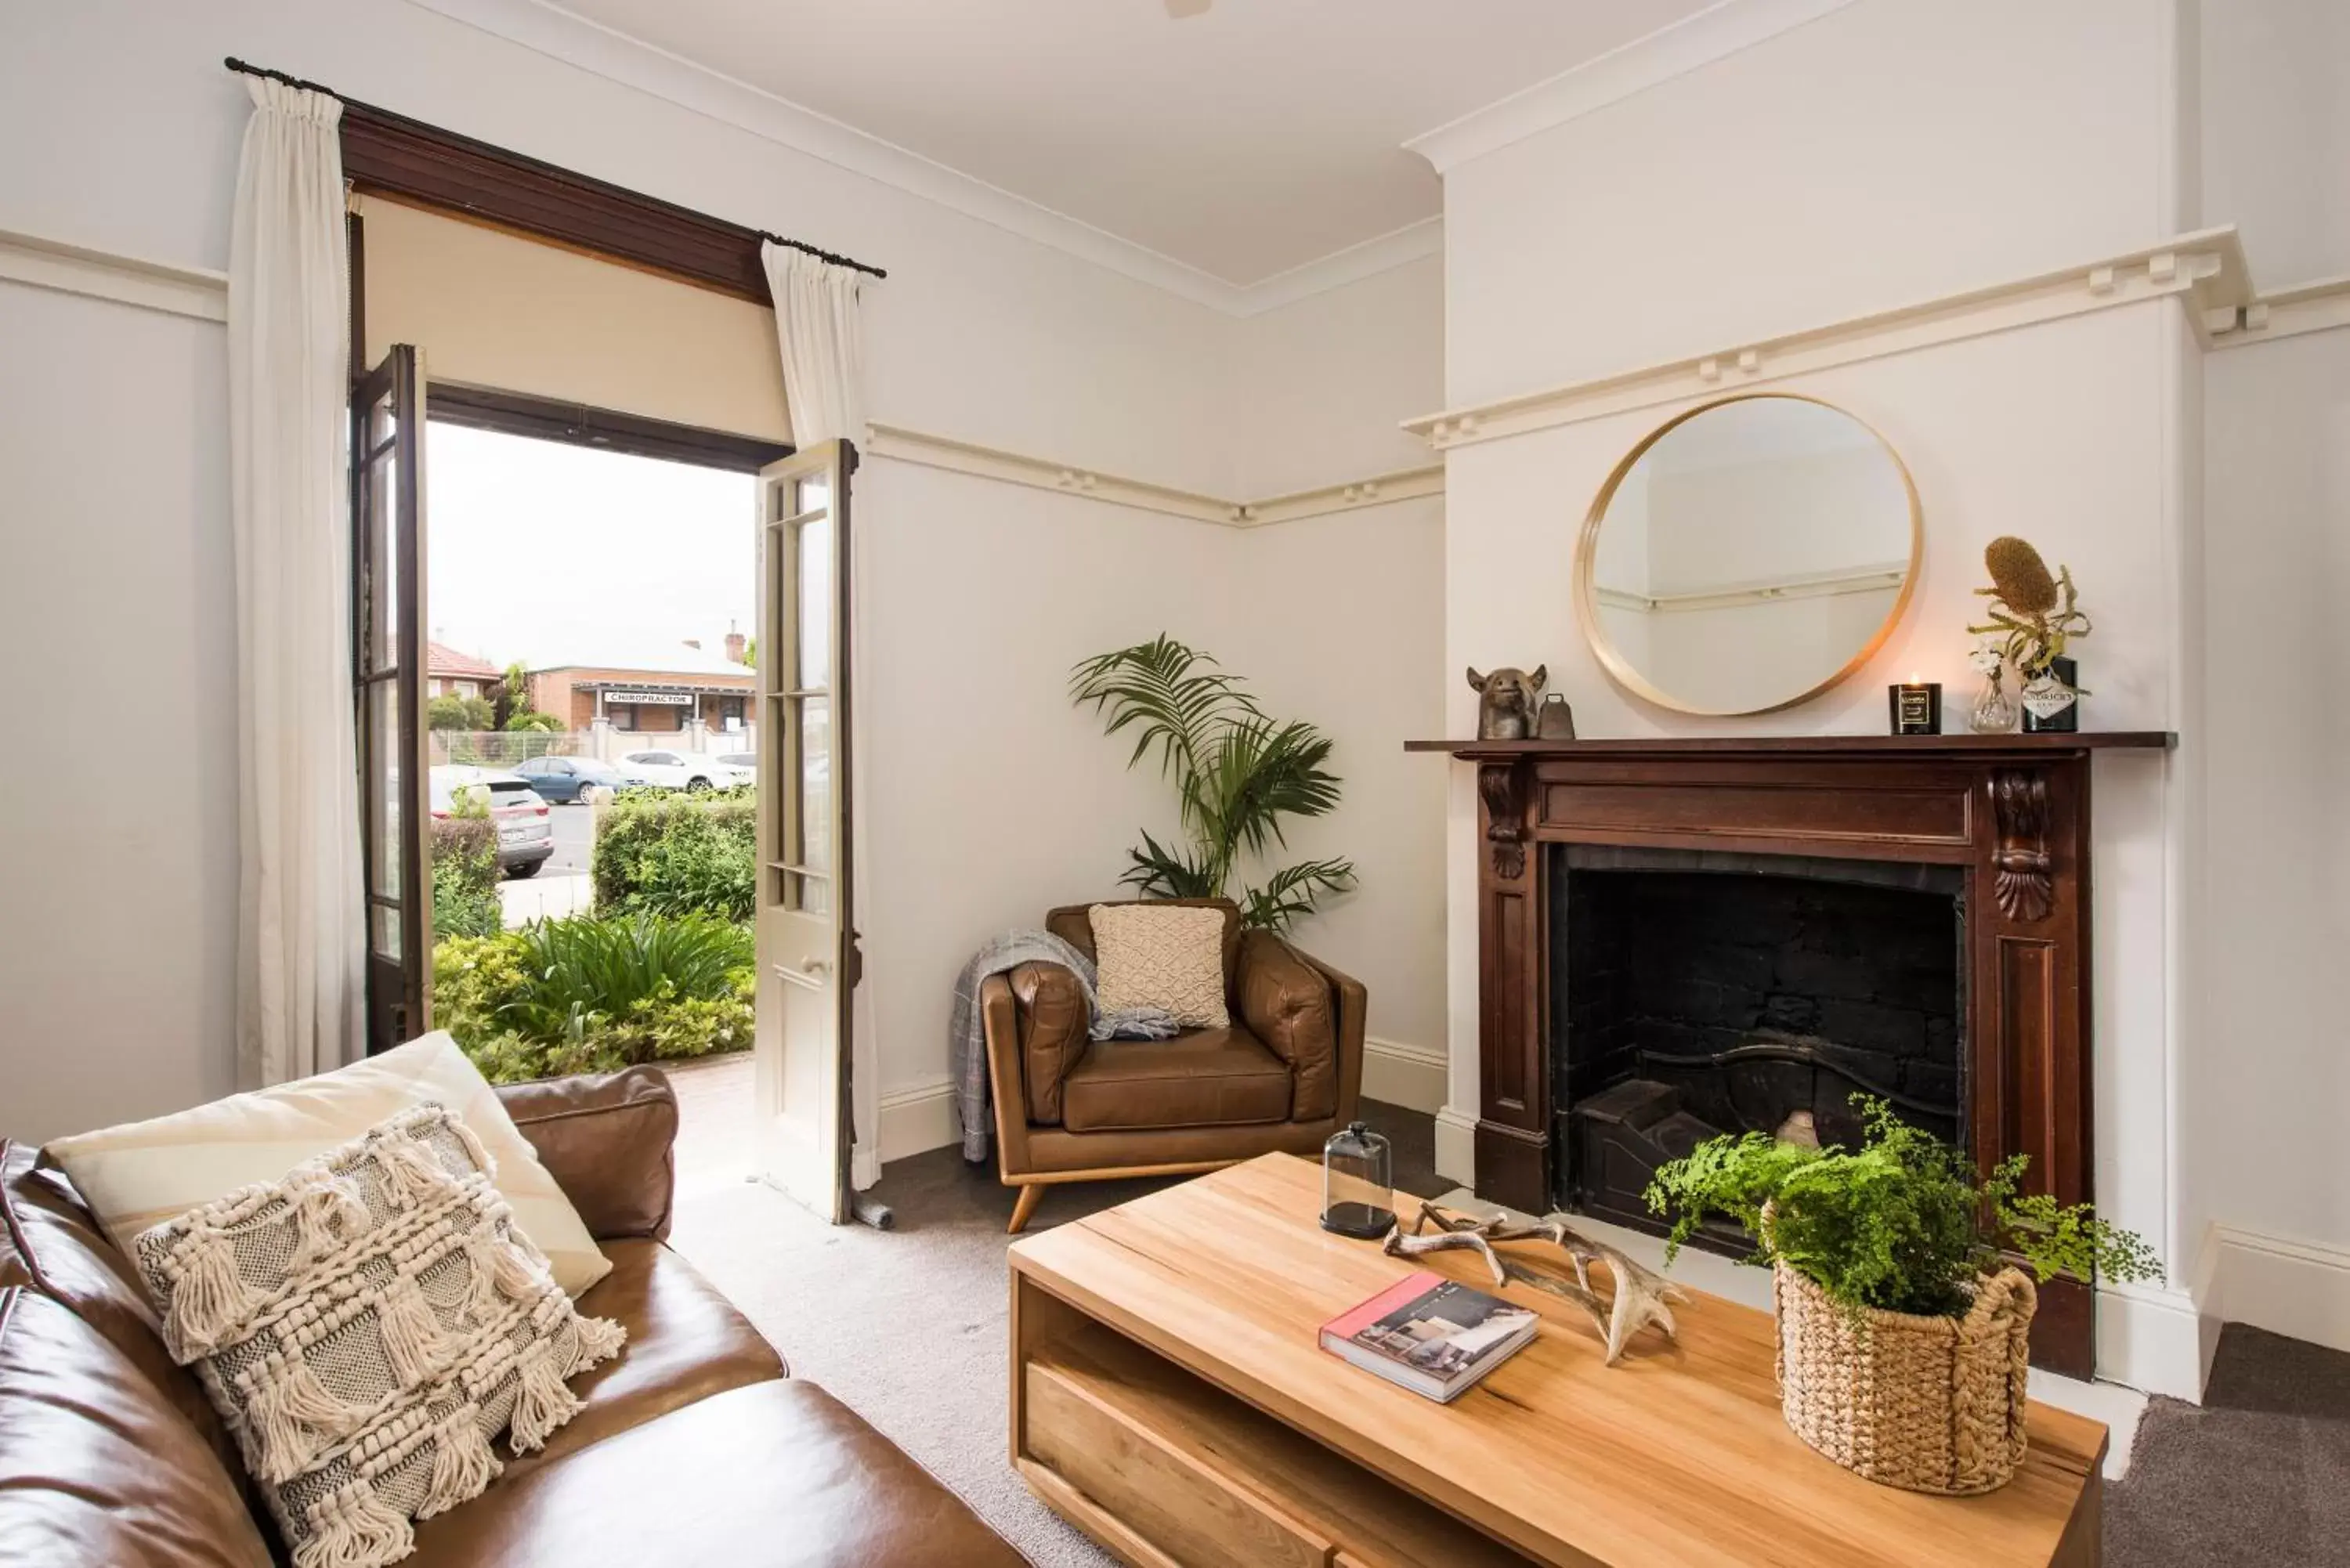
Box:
left=1090, top=902, right=1231, bottom=1029
left=46, top=1032, right=612, bottom=1296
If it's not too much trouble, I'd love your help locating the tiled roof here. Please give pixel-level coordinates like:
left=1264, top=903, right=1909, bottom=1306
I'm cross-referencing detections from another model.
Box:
left=428, top=641, right=502, bottom=681
left=528, top=634, right=750, bottom=678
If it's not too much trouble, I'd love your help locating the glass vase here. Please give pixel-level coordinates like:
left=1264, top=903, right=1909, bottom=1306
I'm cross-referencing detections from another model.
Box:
left=1969, top=667, right=2019, bottom=733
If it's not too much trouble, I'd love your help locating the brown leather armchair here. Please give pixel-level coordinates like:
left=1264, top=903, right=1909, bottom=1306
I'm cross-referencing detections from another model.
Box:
left=981, top=898, right=1367, bottom=1233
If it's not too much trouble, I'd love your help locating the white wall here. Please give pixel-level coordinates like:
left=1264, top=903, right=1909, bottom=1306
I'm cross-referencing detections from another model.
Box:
left=1432, top=0, right=2207, bottom=1394
left=0, top=282, right=240, bottom=1138
left=2191, top=0, right=2350, bottom=1353
left=0, top=0, right=1451, bottom=1144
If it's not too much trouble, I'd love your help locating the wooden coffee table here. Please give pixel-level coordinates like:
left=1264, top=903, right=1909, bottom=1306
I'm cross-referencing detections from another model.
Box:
left=1007, top=1153, right=2103, bottom=1567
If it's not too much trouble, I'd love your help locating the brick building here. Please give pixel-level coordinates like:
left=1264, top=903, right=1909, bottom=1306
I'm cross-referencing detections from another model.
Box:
left=427, top=641, right=501, bottom=700
left=526, top=631, right=755, bottom=739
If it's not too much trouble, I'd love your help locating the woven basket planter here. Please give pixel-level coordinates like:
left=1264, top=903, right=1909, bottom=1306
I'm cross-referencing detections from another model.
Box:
left=1772, top=1262, right=2037, bottom=1495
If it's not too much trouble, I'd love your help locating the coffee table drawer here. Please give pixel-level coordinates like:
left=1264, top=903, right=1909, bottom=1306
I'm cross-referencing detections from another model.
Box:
left=1026, top=1357, right=1335, bottom=1568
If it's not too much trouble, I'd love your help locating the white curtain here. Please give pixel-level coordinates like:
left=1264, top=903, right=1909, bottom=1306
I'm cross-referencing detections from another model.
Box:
left=229, top=78, right=365, bottom=1087
left=761, top=242, right=879, bottom=1185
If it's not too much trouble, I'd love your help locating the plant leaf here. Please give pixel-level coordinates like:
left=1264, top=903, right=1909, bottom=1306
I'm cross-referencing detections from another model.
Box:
left=1239, top=858, right=1356, bottom=931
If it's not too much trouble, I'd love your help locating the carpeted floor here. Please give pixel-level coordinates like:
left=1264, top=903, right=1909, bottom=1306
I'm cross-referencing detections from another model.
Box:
left=660, top=1053, right=2350, bottom=1566
left=2105, top=1324, right=2350, bottom=1566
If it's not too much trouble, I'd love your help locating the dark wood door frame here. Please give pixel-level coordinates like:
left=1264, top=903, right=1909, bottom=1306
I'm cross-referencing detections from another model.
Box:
left=1418, top=732, right=2176, bottom=1379
left=427, top=382, right=792, bottom=473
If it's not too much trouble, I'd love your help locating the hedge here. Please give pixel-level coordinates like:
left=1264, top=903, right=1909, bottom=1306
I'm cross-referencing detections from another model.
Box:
left=431, top=811, right=501, bottom=941
left=591, top=788, right=756, bottom=922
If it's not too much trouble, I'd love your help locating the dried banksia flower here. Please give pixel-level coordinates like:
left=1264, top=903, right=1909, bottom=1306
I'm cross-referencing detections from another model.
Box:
left=1983, top=537, right=2058, bottom=616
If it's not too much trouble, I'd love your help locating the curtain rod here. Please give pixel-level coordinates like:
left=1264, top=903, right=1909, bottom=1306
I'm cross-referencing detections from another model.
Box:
left=222, top=56, right=888, bottom=280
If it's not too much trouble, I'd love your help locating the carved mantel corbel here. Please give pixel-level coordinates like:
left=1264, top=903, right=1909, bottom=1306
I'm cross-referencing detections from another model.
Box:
left=1478, top=760, right=1531, bottom=880
left=1989, top=768, right=2055, bottom=922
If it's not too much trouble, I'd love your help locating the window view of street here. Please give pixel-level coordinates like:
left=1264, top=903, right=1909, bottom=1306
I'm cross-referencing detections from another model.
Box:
left=424, top=421, right=760, bottom=1084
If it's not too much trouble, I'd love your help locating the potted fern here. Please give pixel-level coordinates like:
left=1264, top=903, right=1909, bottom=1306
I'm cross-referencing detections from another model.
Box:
left=1071, top=634, right=1354, bottom=930
left=1646, top=1098, right=2157, bottom=1494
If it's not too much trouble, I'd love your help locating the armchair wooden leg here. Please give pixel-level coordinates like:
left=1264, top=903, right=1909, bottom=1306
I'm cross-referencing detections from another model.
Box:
left=1007, top=1183, right=1043, bottom=1235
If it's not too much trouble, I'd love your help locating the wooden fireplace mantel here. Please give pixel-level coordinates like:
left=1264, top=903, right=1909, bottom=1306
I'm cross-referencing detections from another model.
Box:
left=1410, top=728, right=2174, bottom=1378
left=1405, top=732, right=2175, bottom=757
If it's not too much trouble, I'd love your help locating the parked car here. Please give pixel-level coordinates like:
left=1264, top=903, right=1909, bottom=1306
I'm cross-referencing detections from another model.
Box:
left=512, top=754, right=650, bottom=804
left=429, top=765, right=555, bottom=878
left=617, top=749, right=754, bottom=792
left=714, top=752, right=757, bottom=771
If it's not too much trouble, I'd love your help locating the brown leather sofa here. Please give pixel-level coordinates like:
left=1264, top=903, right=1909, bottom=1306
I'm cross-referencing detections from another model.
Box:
left=0, top=1067, right=1026, bottom=1568
left=982, top=898, right=1367, bottom=1233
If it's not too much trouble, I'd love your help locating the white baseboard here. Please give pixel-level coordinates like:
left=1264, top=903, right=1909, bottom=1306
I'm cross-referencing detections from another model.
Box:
left=2206, top=1223, right=2350, bottom=1357
left=1361, top=1037, right=1447, bottom=1114
left=1434, top=1104, right=1479, bottom=1187
left=877, top=1077, right=960, bottom=1165
left=2094, top=1279, right=2207, bottom=1401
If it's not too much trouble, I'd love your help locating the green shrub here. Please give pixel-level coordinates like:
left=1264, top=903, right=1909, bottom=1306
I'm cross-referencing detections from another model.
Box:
left=1645, top=1096, right=2159, bottom=1319
left=431, top=912, right=754, bottom=1084
left=430, top=803, right=501, bottom=941
left=592, top=789, right=757, bottom=922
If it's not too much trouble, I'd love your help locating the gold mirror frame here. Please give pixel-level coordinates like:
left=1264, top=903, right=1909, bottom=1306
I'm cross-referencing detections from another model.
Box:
left=1571, top=392, right=1924, bottom=718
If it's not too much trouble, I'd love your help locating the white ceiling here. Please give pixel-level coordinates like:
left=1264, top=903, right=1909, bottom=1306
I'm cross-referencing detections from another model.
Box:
left=541, top=0, right=1716, bottom=286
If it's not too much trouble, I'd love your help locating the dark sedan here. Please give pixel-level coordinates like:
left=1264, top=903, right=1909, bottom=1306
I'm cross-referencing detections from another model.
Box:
left=512, top=755, right=649, bottom=804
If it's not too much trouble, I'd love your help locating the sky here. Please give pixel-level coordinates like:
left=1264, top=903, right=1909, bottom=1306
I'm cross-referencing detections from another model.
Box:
left=425, top=421, right=757, bottom=670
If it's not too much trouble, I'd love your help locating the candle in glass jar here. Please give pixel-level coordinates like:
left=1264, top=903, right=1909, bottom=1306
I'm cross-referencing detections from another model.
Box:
left=1889, top=674, right=1942, bottom=735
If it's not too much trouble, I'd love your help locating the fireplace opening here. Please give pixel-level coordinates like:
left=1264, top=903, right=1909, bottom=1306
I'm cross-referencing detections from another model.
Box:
left=1549, top=844, right=1965, bottom=1250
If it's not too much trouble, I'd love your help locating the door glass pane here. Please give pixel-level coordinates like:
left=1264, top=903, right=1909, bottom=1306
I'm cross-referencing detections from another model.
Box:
left=363, top=453, right=397, bottom=670
left=372, top=902, right=402, bottom=961
left=797, top=696, right=830, bottom=876
left=796, top=514, right=831, bottom=689
left=792, top=872, right=831, bottom=919
left=370, top=679, right=401, bottom=898
left=794, top=475, right=829, bottom=515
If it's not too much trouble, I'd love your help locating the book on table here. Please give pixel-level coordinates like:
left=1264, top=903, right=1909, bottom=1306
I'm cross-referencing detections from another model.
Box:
left=1318, top=1270, right=1538, bottom=1404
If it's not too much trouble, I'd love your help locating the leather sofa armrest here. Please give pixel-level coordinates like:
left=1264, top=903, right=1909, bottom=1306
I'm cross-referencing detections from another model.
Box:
left=497, top=1066, right=678, bottom=1242
left=1238, top=930, right=1364, bottom=1122
left=1005, top=960, right=1090, bottom=1125
left=979, top=976, right=1031, bottom=1173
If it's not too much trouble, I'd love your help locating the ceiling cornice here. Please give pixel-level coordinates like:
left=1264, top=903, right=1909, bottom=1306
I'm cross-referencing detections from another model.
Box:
left=1404, top=0, right=1862, bottom=175
left=399, top=0, right=1439, bottom=317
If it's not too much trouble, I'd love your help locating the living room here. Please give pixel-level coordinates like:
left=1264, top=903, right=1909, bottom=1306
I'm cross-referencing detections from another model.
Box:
left=2, top=2, right=2343, bottom=1565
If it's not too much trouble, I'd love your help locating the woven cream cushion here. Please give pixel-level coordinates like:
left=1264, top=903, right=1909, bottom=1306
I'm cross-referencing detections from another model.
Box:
left=1090, top=902, right=1230, bottom=1028
left=133, top=1104, right=625, bottom=1568
left=46, top=1032, right=610, bottom=1296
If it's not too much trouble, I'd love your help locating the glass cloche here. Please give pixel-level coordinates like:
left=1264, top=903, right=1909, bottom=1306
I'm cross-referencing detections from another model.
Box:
left=1320, top=1120, right=1395, bottom=1239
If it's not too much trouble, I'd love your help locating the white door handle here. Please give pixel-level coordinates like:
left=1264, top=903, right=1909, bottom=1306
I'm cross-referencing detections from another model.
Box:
left=776, top=957, right=833, bottom=991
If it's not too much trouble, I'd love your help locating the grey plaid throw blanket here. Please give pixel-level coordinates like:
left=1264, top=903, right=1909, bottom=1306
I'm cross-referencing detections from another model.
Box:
left=949, top=930, right=1179, bottom=1162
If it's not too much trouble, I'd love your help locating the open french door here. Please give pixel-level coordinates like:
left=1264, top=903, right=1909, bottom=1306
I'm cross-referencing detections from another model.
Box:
left=753, top=440, right=859, bottom=1222
left=352, top=345, right=429, bottom=1055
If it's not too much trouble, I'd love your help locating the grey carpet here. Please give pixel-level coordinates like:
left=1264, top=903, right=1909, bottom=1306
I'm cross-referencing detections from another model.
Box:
left=661, top=1057, right=2346, bottom=1566
left=662, top=1064, right=1444, bottom=1568
left=2105, top=1323, right=2350, bottom=1566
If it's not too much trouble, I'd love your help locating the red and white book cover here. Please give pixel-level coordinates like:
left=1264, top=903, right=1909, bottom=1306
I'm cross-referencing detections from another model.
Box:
left=1318, top=1270, right=1538, bottom=1401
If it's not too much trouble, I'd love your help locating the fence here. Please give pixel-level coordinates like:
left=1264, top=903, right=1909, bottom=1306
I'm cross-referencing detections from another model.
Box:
left=429, top=722, right=760, bottom=769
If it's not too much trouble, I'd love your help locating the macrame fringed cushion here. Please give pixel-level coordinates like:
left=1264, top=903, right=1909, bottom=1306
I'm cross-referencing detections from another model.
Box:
left=132, top=1104, right=627, bottom=1568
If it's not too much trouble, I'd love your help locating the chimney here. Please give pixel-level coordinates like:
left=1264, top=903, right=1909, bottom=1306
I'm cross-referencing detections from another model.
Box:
left=725, top=630, right=747, bottom=665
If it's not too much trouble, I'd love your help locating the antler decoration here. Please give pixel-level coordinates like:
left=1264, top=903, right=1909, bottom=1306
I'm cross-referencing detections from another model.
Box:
left=1381, top=1200, right=1686, bottom=1366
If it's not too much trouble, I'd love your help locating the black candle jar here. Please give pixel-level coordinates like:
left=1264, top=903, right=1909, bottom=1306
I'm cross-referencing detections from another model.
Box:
left=1889, top=680, right=1943, bottom=735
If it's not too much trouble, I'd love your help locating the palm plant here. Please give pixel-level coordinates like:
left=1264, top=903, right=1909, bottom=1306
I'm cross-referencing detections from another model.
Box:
left=1071, top=634, right=1355, bottom=930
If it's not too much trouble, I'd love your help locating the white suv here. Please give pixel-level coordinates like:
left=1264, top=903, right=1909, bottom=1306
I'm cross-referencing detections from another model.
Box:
left=618, top=750, right=754, bottom=792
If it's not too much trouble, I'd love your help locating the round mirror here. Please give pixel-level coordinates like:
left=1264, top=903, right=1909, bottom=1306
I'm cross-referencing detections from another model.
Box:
left=1574, top=394, right=1921, bottom=716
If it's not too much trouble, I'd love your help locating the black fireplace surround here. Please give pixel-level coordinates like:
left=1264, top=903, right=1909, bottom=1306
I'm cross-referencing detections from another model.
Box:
left=1549, top=844, right=1966, bottom=1245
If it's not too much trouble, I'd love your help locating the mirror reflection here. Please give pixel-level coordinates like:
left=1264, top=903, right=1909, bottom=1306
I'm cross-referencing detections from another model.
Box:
left=1578, top=396, right=1918, bottom=716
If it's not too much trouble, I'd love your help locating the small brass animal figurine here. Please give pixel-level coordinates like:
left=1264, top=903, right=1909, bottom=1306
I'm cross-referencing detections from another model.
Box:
left=1467, top=664, right=1547, bottom=740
